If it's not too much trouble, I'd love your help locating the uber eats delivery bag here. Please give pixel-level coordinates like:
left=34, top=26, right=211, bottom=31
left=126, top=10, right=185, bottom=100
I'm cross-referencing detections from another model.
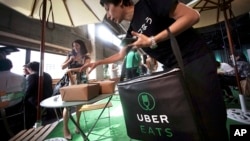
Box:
left=118, top=69, right=202, bottom=141
left=117, top=28, right=202, bottom=141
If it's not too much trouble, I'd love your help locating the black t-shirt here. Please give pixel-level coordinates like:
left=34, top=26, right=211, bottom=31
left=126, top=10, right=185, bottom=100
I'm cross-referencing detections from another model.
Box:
left=126, top=0, right=209, bottom=69
left=25, top=72, right=53, bottom=106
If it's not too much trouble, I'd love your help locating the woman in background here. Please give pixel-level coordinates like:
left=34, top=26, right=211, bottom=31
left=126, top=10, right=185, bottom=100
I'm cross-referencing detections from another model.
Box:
left=61, top=39, right=91, bottom=140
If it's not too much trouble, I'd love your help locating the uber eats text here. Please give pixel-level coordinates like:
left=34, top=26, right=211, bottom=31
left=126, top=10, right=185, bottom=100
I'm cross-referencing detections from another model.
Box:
left=136, top=114, right=173, bottom=137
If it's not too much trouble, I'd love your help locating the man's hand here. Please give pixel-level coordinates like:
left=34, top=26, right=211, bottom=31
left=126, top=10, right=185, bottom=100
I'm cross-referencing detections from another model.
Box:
left=66, top=69, right=72, bottom=73
left=129, top=31, right=152, bottom=48
left=80, top=61, right=99, bottom=74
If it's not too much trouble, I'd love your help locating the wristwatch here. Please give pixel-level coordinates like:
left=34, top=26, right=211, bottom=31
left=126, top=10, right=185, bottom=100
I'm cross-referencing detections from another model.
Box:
left=150, top=36, right=158, bottom=49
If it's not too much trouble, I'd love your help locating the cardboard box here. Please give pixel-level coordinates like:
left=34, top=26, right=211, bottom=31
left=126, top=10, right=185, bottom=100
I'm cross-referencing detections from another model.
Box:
left=94, top=80, right=116, bottom=94
left=60, top=83, right=100, bottom=101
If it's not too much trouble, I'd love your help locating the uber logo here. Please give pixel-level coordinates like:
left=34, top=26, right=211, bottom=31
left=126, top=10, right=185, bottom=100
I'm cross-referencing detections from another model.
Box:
left=230, top=125, right=250, bottom=141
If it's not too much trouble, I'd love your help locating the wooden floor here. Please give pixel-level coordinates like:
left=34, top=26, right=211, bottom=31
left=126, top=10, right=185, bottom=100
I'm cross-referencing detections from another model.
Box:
left=1, top=108, right=61, bottom=141
left=9, top=122, right=59, bottom=141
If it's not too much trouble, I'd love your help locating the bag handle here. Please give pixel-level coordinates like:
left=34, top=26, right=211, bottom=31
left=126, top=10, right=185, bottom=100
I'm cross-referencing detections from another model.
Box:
left=167, top=29, right=206, bottom=140
left=166, top=28, right=185, bottom=75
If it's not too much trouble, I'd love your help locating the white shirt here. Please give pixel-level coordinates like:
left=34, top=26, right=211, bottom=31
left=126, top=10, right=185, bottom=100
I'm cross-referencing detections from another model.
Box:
left=219, top=62, right=234, bottom=73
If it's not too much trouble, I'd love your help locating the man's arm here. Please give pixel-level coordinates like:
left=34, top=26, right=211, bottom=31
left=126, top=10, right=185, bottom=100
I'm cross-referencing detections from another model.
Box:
left=80, top=47, right=128, bottom=73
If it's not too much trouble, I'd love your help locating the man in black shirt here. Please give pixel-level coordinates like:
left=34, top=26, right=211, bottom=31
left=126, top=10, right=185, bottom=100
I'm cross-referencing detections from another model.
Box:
left=25, top=61, right=53, bottom=128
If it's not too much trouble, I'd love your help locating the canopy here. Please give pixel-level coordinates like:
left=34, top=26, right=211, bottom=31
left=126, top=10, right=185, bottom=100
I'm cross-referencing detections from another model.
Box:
left=0, top=0, right=105, bottom=27
left=188, top=0, right=250, bottom=28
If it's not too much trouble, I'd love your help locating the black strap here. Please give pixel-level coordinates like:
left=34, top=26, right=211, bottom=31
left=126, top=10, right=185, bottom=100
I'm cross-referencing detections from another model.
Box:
left=166, top=28, right=185, bottom=75
left=166, top=17, right=206, bottom=141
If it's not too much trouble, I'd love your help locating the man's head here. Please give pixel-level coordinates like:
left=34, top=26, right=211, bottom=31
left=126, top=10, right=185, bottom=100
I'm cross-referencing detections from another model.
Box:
left=230, top=51, right=248, bottom=63
left=100, top=0, right=134, bottom=23
left=0, top=58, right=12, bottom=71
left=23, top=64, right=30, bottom=75
left=26, top=61, right=40, bottom=73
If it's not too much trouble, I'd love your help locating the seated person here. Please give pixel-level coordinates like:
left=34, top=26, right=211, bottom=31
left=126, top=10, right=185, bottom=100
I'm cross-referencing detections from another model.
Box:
left=216, top=61, right=235, bottom=100
left=218, top=52, right=250, bottom=102
left=226, top=52, right=250, bottom=77
left=216, top=61, right=234, bottom=74
left=0, top=59, right=26, bottom=107
left=0, top=59, right=26, bottom=140
left=25, top=61, right=53, bottom=128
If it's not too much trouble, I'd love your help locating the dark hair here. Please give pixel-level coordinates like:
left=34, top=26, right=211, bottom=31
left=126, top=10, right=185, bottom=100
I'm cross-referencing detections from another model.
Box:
left=26, top=61, right=40, bottom=72
left=0, top=58, right=12, bottom=71
left=234, top=51, right=248, bottom=62
left=100, top=0, right=133, bottom=6
left=71, top=39, right=88, bottom=56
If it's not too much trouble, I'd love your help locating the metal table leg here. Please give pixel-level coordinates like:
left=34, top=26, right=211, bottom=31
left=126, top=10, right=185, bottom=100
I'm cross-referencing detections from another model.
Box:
left=86, top=95, right=113, bottom=137
left=68, top=107, right=89, bottom=141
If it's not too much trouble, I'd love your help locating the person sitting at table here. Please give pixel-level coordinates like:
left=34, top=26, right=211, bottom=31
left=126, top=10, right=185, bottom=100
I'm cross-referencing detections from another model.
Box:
left=61, top=39, right=91, bottom=140
left=25, top=61, right=53, bottom=128
left=0, top=58, right=26, bottom=140
left=216, top=61, right=234, bottom=74
left=0, top=59, right=26, bottom=107
left=218, top=52, right=250, bottom=102
left=216, top=61, right=235, bottom=101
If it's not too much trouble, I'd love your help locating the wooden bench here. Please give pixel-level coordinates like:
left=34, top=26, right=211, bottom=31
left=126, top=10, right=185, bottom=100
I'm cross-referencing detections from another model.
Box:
left=79, top=102, right=112, bottom=112
left=9, top=122, right=58, bottom=141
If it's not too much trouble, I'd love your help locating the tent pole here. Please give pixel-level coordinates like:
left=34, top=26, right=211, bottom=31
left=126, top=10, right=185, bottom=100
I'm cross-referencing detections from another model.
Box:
left=34, top=0, right=47, bottom=128
left=223, top=9, right=242, bottom=94
left=222, top=0, right=247, bottom=113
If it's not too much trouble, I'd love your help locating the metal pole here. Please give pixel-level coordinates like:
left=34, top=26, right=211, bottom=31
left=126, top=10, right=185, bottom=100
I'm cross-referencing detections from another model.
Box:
left=34, top=0, right=47, bottom=128
left=222, top=0, right=247, bottom=112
